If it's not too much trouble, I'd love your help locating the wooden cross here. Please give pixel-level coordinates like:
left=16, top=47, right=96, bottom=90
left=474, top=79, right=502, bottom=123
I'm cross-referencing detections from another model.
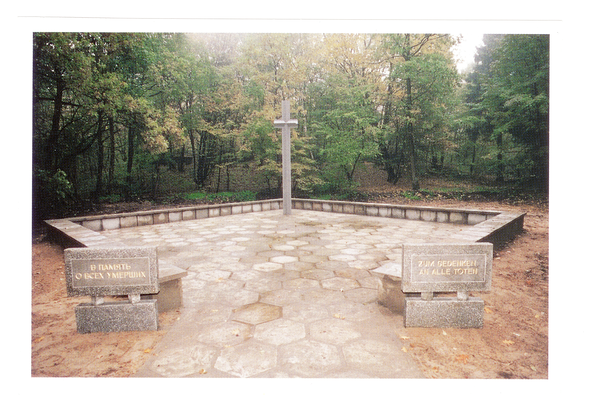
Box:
left=274, top=100, right=298, bottom=215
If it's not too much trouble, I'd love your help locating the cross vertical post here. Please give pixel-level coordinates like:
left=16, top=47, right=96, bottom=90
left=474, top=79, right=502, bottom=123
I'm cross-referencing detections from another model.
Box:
left=274, top=100, right=298, bottom=215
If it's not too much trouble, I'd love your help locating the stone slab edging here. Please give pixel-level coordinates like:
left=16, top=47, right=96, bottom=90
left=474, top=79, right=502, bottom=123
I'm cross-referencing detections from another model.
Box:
left=45, top=198, right=524, bottom=252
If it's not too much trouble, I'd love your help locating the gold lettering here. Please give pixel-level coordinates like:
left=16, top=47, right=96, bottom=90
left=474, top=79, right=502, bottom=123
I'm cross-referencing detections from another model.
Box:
left=98, top=263, right=134, bottom=271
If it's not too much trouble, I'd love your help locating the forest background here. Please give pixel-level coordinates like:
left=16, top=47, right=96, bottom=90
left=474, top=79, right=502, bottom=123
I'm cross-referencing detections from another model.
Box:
left=32, top=32, right=549, bottom=221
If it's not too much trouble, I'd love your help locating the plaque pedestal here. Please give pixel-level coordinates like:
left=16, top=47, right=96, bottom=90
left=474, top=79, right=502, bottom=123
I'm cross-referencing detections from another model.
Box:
left=75, top=299, right=159, bottom=334
left=404, top=296, right=484, bottom=328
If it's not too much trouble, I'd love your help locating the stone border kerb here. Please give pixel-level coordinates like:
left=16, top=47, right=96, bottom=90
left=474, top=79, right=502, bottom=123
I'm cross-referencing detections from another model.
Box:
left=45, top=198, right=525, bottom=251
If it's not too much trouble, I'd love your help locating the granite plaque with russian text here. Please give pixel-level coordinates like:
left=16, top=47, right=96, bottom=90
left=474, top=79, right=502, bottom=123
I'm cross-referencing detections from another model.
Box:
left=64, top=247, right=159, bottom=297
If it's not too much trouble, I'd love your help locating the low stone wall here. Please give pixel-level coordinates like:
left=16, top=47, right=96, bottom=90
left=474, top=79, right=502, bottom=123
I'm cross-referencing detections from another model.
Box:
left=46, top=198, right=525, bottom=251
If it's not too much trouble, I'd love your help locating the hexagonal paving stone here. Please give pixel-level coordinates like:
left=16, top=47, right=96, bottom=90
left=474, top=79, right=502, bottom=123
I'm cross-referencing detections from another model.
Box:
left=298, top=255, right=327, bottom=264
left=301, top=289, right=345, bottom=305
left=223, top=289, right=260, bottom=307
left=343, top=287, right=378, bottom=303
left=150, top=344, right=217, bottom=378
left=192, top=304, right=233, bottom=324
left=278, top=339, right=342, bottom=377
left=287, top=240, right=309, bottom=246
left=334, top=267, right=371, bottom=279
left=196, top=321, right=251, bottom=346
left=270, top=255, right=298, bottom=264
left=327, top=301, right=378, bottom=322
left=301, top=268, right=336, bottom=280
left=214, top=341, right=277, bottom=378
left=254, top=319, right=306, bottom=345
left=232, top=302, right=282, bottom=325
left=253, top=262, right=283, bottom=272
left=358, top=276, right=381, bottom=289
left=260, top=289, right=304, bottom=307
left=340, top=248, right=367, bottom=255
left=321, top=277, right=361, bottom=291
left=348, top=260, right=380, bottom=270
left=283, top=261, right=315, bottom=272
left=342, top=339, right=423, bottom=378
left=309, top=318, right=361, bottom=345
left=283, top=302, right=329, bottom=323
left=222, top=245, right=246, bottom=252
left=191, top=269, right=232, bottom=282
left=329, top=254, right=357, bottom=262
left=243, top=278, right=282, bottom=293
left=230, top=269, right=262, bottom=281
left=283, top=278, right=320, bottom=290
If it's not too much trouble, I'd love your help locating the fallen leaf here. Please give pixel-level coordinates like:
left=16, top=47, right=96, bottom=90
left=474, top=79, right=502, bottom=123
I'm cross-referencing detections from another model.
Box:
left=530, top=365, right=537, bottom=372
left=333, top=313, right=345, bottom=319
left=399, top=335, right=410, bottom=340
left=455, top=354, right=470, bottom=363
left=401, top=347, right=408, bottom=353
left=199, top=369, right=208, bottom=374
left=144, top=348, right=152, bottom=353
left=534, top=314, right=540, bottom=319
left=442, top=330, right=447, bottom=336
left=502, top=340, right=515, bottom=345
left=484, top=307, right=493, bottom=314
left=34, top=336, right=45, bottom=343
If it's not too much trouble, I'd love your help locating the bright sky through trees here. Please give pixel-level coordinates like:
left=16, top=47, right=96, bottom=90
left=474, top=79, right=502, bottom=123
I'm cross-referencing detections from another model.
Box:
left=452, top=33, right=484, bottom=73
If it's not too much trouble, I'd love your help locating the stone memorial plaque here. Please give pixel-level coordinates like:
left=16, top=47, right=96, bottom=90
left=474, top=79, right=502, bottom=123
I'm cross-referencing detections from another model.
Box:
left=65, top=247, right=159, bottom=297
left=402, top=243, right=492, bottom=293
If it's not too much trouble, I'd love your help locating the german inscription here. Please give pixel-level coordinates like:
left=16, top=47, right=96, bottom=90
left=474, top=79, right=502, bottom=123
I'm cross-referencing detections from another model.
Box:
left=402, top=243, right=492, bottom=293
left=412, top=254, right=486, bottom=282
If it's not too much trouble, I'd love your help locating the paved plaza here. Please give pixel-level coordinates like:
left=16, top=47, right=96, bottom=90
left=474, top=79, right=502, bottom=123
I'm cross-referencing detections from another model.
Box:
left=100, top=209, right=472, bottom=378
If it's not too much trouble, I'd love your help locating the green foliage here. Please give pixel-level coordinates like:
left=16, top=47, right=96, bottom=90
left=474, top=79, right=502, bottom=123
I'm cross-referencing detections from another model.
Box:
left=32, top=32, right=550, bottom=219
left=34, top=169, right=74, bottom=218
left=401, top=191, right=421, bottom=200
left=458, top=34, right=549, bottom=190
left=184, top=190, right=257, bottom=203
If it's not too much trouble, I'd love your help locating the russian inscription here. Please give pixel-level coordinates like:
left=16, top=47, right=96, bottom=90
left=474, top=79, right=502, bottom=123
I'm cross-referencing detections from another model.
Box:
left=64, top=247, right=159, bottom=297
left=70, top=257, right=151, bottom=287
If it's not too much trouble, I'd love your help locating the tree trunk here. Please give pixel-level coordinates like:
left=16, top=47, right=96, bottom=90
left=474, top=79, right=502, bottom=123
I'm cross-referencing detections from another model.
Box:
left=94, top=111, right=105, bottom=201
left=126, top=121, right=136, bottom=200
left=405, top=77, right=419, bottom=191
left=45, top=77, right=65, bottom=171
left=496, top=134, right=504, bottom=183
left=189, top=129, right=197, bottom=188
left=108, top=116, right=115, bottom=192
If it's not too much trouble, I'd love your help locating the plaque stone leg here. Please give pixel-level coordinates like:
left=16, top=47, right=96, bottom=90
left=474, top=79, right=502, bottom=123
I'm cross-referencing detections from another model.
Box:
left=75, top=299, right=159, bottom=333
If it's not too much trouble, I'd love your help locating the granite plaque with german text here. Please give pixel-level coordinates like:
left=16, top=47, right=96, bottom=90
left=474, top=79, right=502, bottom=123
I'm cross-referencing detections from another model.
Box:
left=402, top=243, right=492, bottom=293
left=64, top=247, right=159, bottom=297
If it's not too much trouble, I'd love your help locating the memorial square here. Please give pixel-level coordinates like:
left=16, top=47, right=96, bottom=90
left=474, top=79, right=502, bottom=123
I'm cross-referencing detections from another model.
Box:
left=30, top=32, right=549, bottom=386
left=41, top=199, right=525, bottom=378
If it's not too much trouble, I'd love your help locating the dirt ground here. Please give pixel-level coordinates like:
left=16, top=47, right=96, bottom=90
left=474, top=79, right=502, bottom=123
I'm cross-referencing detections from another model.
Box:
left=31, top=197, right=548, bottom=379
